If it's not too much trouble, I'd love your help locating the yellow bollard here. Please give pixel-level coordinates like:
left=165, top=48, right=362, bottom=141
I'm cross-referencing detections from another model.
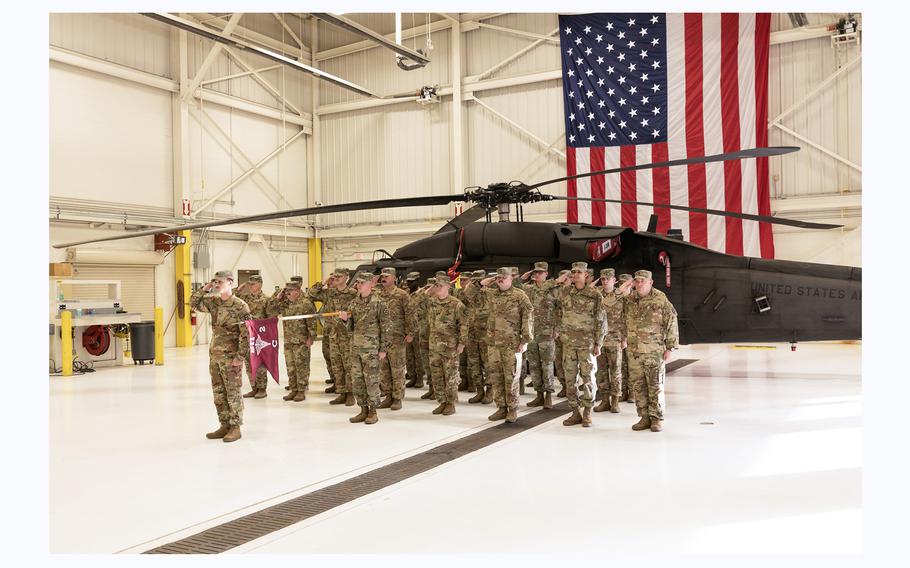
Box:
left=61, top=310, right=73, bottom=377
left=154, top=306, right=164, bottom=365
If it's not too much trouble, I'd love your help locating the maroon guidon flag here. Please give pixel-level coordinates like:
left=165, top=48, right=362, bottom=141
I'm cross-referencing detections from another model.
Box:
left=245, top=318, right=280, bottom=384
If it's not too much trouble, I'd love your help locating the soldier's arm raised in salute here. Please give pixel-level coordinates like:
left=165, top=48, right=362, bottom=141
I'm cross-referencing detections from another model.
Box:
left=190, top=281, right=216, bottom=313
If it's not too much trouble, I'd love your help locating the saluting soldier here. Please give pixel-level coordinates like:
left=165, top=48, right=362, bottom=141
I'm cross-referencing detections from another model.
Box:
left=626, top=270, right=679, bottom=432
left=594, top=268, right=625, bottom=413
left=308, top=269, right=358, bottom=406
left=275, top=276, right=304, bottom=392
left=377, top=267, right=410, bottom=410
left=426, top=274, right=469, bottom=415
left=553, top=269, right=572, bottom=398
left=403, top=272, right=423, bottom=387
left=272, top=281, right=318, bottom=402
left=479, top=267, right=534, bottom=423
left=339, top=273, right=392, bottom=425
left=236, top=274, right=271, bottom=399
left=409, top=278, right=435, bottom=400
left=459, top=270, right=487, bottom=403
left=519, top=262, right=560, bottom=409
left=454, top=272, right=473, bottom=391
left=556, top=262, right=608, bottom=428
left=617, top=273, right=636, bottom=404
left=190, top=270, right=251, bottom=443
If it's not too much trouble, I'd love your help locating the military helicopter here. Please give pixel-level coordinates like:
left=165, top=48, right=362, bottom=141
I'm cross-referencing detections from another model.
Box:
left=53, top=146, right=861, bottom=346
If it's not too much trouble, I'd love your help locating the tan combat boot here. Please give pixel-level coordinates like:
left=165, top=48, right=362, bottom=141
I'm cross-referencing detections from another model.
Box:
left=206, top=424, right=229, bottom=439
left=609, top=395, right=620, bottom=413
left=488, top=407, right=507, bottom=421
left=556, top=386, right=567, bottom=398
left=562, top=409, right=582, bottom=426
left=505, top=407, right=518, bottom=423
left=378, top=395, right=393, bottom=409
left=329, top=393, right=347, bottom=405
left=442, top=402, right=456, bottom=415
left=364, top=406, right=379, bottom=425
left=349, top=406, right=368, bottom=423
left=481, top=385, right=493, bottom=405
left=420, top=385, right=435, bottom=400
left=527, top=392, right=545, bottom=407
left=242, top=388, right=257, bottom=398
left=543, top=392, right=553, bottom=409
left=413, top=378, right=425, bottom=389
left=468, top=386, right=484, bottom=404
left=222, top=426, right=242, bottom=443
left=405, top=376, right=417, bottom=388
left=594, top=396, right=610, bottom=413
left=650, top=419, right=663, bottom=432
left=390, top=398, right=402, bottom=411
left=254, top=389, right=267, bottom=399
left=283, top=391, right=296, bottom=401
left=432, top=402, right=446, bottom=415
left=581, top=406, right=592, bottom=427
left=293, top=391, right=306, bottom=402
left=344, top=393, right=355, bottom=406
left=632, top=415, right=652, bottom=431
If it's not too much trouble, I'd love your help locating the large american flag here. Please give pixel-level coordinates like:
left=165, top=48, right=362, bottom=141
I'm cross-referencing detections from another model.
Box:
left=559, top=13, right=774, bottom=258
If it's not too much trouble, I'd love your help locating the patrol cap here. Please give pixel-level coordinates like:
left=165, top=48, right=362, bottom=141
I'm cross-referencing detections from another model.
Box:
left=459, top=272, right=472, bottom=280
left=570, top=262, right=588, bottom=273
left=587, top=268, right=594, bottom=278
left=634, top=270, right=653, bottom=280
left=558, top=269, right=571, bottom=278
left=214, top=270, right=235, bottom=281
left=434, top=271, right=450, bottom=282
left=291, top=275, right=304, bottom=283
left=353, top=272, right=373, bottom=284
left=406, top=271, right=420, bottom=281
left=509, top=267, right=520, bottom=276
left=284, top=281, right=302, bottom=291
left=433, top=276, right=451, bottom=287
left=333, top=268, right=350, bottom=277
left=380, top=267, right=397, bottom=277
left=618, top=273, right=633, bottom=283
left=495, top=267, right=512, bottom=278
left=600, top=268, right=615, bottom=279
left=472, top=270, right=487, bottom=279
left=532, top=261, right=549, bottom=273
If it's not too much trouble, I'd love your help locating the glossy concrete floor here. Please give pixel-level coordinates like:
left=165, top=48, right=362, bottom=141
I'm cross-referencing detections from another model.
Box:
left=49, top=341, right=861, bottom=554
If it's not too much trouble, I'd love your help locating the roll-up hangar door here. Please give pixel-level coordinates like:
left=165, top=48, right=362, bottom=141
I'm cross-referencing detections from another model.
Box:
left=71, top=264, right=156, bottom=320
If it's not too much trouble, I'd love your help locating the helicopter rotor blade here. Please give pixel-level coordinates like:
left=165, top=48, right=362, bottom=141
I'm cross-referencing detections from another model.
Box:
left=52, top=195, right=467, bottom=248
left=554, top=196, right=841, bottom=230
left=528, top=146, right=799, bottom=191
left=435, top=204, right=489, bottom=234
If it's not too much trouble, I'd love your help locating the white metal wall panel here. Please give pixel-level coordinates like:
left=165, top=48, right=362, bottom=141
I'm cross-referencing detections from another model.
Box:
left=465, top=13, right=560, bottom=78
left=72, top=264, right=157, bottom=321
left=50, top=13, right=172, bottom=78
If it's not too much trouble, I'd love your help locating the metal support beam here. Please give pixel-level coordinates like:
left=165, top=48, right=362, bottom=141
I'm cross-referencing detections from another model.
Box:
left=143, top=13, right=379, bottom=99
left=190, top=13, right=311, bottom=60
left=452, top=20, right=464, bottom=194
left=307, top=17, right=322, bottom=210
left=468, top=27, right=559, bottom=82
left=182, top=12, right=243, bottom=102
left=191, top=128, right=307, bottom=217
left=771, top=123, right=862, bottom=173
left=174, top=231, right=193, bottom=347
left=256, top=242, right=288, bottom=284
left=273, top=13, right=304, bottom=50
left=171, top=29, right=192, bottom=219
left=222, top=46, right=305, bottom=116
left=201, top=65, right=281, bottom=86
left=771, top=54, right=861, bottom=124
left=512, top=133, right=567, bottom=181
left=307, top=238, right=322, bottom=288
left=312, top=12, right=431, bottom=65
left=467, top=22, right=560, bottom=44
left=467, top=95, right=566, bottom=160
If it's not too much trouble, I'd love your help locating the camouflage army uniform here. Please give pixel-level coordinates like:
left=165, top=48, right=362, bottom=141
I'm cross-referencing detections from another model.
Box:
left=345, top=287, right=392, bottom=408
left=427, top=288, right=468, bottom=406
left=558, top=265, right=608, bottom=414
left=524, top=267, right=560, bottom=398
left=596, top=281, right=626, bottom=402
left=405, top=285, right=427, bottom=386
left=377, top=272, right=410, bottom=405
left=459, top=271, right=487, bottom=395
left=403, top=273, right=421, bottom=385
left=453, top=283, right=470, bottom=388
left=483, top=271, right=533, bottom=414
left=273, top=288, right=318, bottom=395
left=553, top=271, right=571, bottom=396
left=472, top=276, right=493, bottom=394
left=191, top=285, right=251, bottom=428
left=627, top=276, right=679, bottom=423
left=308, top=276, right=357, bottom=398
left=619, top=276, right=636, bottom=403
left=237, top=286, right=271, bottom=393
left=407, top=285, right=432, bottom=390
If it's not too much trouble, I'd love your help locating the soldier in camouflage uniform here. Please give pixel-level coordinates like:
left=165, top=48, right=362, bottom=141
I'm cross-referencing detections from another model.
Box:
left=458, top=270, right=487, bottom=403
left=617, top=273, right=636, bottom=403
left=403, top=272, right=422, bottom=387
left=553, top=269, right=571, bottom=398
left=339, top=273, right=392, bottom=425
left=236, top=275, right=271, bottom=399
left=426, top=275, right=469, bottom=415
left=519, top=262, right=559, bottom=409
left=272, top=281, right=318, bottom=402
left=191, top=270, right=252, bottom=443
left=408, top=278, right=435, bottom=400
left=275, top=276, right=304, bottom=391
left=308, top=269, right=357, bottom=406
left=594, top=268, right=625, bottom=413
left=377, top=267, right=409, bottom=410
left=454, top=273, right=473, bottom=391
left=556, top=262, right=608, bottom=428
left=478, top=267, right=533, bottom=423
left=626, top=270, right=679, bottom=432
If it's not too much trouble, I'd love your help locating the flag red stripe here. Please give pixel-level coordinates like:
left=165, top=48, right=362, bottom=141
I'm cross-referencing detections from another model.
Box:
left=590, top=147, right=606, bottom=225
left=620, top=145, right=637, bottom=229
left=651, top=142, right=671, bottom=233
left=754, top=13, right=774, bottom=258
left=684, top=13, right=708, bottom=248
left=566, top=146, right=578, bottom=223
left=720, top=13, right=744, bottom=255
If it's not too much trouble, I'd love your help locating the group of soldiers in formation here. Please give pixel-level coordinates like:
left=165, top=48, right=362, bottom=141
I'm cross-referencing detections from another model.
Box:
left=190, top=261, right=679, bottom=443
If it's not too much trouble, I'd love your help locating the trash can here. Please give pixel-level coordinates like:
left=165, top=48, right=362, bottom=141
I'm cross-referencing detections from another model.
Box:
left=129, top=321, right=156, bottom=365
